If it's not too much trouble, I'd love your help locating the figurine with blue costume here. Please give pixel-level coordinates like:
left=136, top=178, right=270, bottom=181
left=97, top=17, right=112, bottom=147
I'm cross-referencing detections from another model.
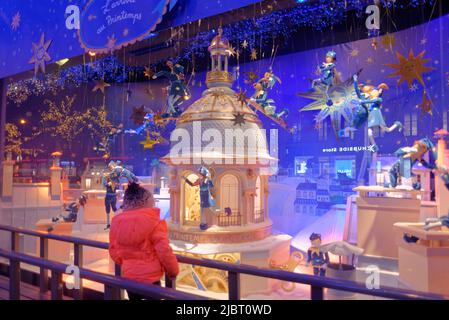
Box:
left=348, top=74, right=402, bottom=152
left=125, top=112, right=156, bottom=135
left=306, top=233, right=329, bottom=276
left=152, top=59, right=191, bottom=118
left=102, top=161, right=139, bottom=230
left=311, top=51, right=337, bottom=106
left=389, top=138, right=439, bottom=190
left=250, top=67, right=288, bottom=119
left=182, top=166, right=231, bottom=231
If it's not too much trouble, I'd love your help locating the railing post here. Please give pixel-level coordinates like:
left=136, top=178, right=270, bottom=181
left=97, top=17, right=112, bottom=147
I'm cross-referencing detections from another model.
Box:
left=39, top=237, right=49, bottom=293
left=9, top=258, right=20, bottom=300
left=104, top=285, right=121, bottom=300
left=50, top=271, right=63, bottom=300
left=311, top=285, right=324, bottom=300
left=73, top=243, right=83, bottom=300
left=114, top=263, right=124, bottom=300
left=11, top=231, right=20, bottom=252
left=228, top=271, right=240, bottom=300
left=165, top=273, right=176, bottom=289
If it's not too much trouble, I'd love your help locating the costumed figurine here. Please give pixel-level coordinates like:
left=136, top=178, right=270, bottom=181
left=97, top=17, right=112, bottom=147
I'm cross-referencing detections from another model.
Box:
left=403, top=214, right=449, bottom=243
left=152, top=59, right=191, bottom=118
left=51, top=195, right=87, bottom=225
left=181, top=166, right=232, bottom=231
left=102, top=161, right=139, bottom=230
left=311, top=51, right=337, bottom=106
left=250, top=67, right=288, bottom=119
left=93, top=123, right=124, bottom=158
left=344, top=74, right=402, bottom=152
left=125, top=112, right=155, bottom=135
left=306, top=233, right=329, bottom=276
left=389, top=138, right=449, bottom=190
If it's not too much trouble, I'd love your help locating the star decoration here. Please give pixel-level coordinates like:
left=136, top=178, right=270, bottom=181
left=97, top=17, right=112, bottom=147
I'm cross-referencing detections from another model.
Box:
left=409, top=83, right=419, bottom=92
left=106, top=34, right=117, bottom=52
left=140, top=132, right=160, bottom=150
left=29, top=33, right=52, bottom=77
left=244, top=71, right=258, bottom=84
left=299, top=70, right=361, bottom=139
left=232, top=113, right=246, bottom=126
left=235, top=89, right=249, bottom=105
left=143, top=66, right=155, bottom=79
left=349, top=48, right=359, bottom=57
left=418, top=91, right=433, bottom=116
left=385, top=49, right=435, bottom=88
left=250, top=48, right=258, bottom=61
left=92, top=79, right=111, bottom=94
left=130, top=105, right=147, bottom=124
left=241, top=40, right=249, bottom=49
left=11, top=11, right=20, bottom=30
left=381, top=34, right=396, bottom=49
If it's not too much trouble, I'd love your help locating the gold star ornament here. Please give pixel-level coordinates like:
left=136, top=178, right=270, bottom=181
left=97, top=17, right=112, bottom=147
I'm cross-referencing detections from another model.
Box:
left=385, top=49, right=435, bottom=88
left=92, top=79, right=111, bottom=94
left=418, top=91, right=432, bottom=116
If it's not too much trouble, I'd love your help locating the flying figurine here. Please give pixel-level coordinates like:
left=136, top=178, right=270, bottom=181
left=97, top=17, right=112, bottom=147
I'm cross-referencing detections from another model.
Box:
left=152, top=59, right=191, bottom=118
left=250, top=67, right=288, bottom=120
left=311, top=51, right=338, bottom=106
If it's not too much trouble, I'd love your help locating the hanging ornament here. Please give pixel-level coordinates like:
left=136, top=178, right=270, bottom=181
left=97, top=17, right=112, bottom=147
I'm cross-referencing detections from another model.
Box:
left=371, top=38, right=378, bottom=50
left=130, top=105, right=147, bottom=125
left=29, top=33, right=52, bottom=77
left=11, top=11, right=20, bottom=30
left=385, top=49, right=435, bottom=88
left=232, top=113, right=246, bottom=126
left=381, top=34, right=396, bottom=50
left=236, top=89, right=249, bottom=105
left=126, top=89, right=132, bottom=101
left=144, top=66, right=154, bottom=79
left=418, top=91, right=432, bottom=116
left=106, top=34, right=117, bottom=53
left=250, top=48, right=258, bottom=61
left=241, top=40, right=249, bottom=49
left=92, top=79, right=111, bottom=94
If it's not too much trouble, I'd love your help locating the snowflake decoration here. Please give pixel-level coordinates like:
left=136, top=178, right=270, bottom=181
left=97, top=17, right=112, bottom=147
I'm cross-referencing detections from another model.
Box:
left=409, top=83, right=419, bottom=92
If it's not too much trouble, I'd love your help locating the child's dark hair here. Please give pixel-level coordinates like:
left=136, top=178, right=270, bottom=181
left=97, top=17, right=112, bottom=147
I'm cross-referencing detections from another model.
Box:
left=123, top=182, right=153, bottom=209
left=309, top=233, right=321, bottom=241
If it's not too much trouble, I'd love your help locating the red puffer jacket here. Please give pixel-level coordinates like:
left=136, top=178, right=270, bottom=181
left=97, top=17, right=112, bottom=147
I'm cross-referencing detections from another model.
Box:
left=109, top=207, right=179, bottom=284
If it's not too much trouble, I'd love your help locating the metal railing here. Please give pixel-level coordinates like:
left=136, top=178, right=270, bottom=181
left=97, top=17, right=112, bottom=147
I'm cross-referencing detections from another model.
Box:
left=217, top=211, right=241, bottom=227
left=0, top=224, right=447, bottom=300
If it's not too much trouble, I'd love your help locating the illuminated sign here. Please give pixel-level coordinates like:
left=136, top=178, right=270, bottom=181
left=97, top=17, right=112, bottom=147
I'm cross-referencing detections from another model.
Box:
left=322, top=145, right=376, bottom=153
left=78, top=0, right=171, bottom=53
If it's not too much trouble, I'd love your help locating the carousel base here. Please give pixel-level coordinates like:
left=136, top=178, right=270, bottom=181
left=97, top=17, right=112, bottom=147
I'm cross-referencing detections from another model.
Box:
left=168, top=220, right=273, bottom=244
left=170, top=233, right=292, bottom=298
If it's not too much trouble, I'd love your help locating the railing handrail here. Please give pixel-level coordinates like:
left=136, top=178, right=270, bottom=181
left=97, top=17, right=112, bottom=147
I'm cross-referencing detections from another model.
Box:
left=0, top=224, right=447, bottom=300
left=0, top=248, right=206, bottom=300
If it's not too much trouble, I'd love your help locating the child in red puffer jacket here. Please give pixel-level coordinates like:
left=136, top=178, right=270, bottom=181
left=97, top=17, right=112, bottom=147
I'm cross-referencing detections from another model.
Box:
left=109, top=182, right=179, bottom=300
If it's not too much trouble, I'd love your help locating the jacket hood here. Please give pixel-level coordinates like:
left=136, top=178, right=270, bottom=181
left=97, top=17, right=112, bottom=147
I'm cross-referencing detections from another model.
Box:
left=111, top=207, right=161, bottom=247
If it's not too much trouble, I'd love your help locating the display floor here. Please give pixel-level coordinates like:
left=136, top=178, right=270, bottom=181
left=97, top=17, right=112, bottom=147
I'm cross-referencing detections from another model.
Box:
left=0, top=176, right=428, bottom=299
